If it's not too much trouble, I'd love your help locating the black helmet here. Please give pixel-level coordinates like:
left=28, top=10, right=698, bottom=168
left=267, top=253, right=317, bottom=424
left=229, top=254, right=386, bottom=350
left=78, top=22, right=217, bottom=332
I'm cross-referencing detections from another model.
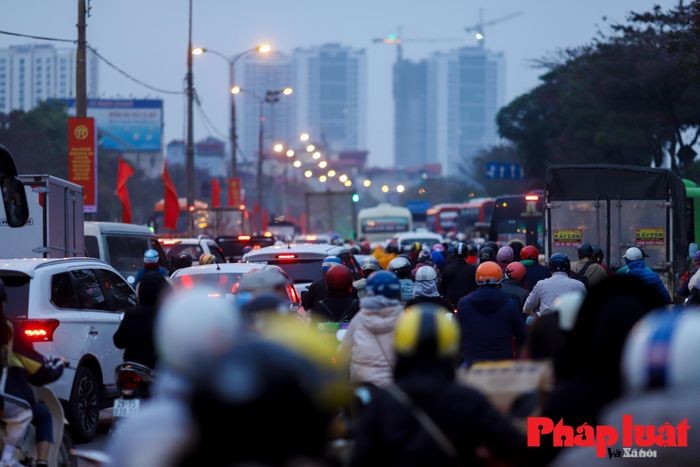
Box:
left=466, top=243, right=479, bottom=256
left=395, top=303, right=460, bottom=360
left=454, top=242, right=468, bottom=258
left=548, top=253, right=571, bottom=273
left=578, top=243, right=593, bottom=260
left=592, top=246, right=604, bottom=264
left=478, top=246, right=497, bottom=263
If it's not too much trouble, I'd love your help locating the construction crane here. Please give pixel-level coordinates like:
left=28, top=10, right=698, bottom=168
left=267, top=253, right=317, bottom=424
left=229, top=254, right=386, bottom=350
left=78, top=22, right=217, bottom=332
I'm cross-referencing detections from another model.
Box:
left=372, top=26, right=462, bottom=61
left=464, top=9, right=523, bottom=48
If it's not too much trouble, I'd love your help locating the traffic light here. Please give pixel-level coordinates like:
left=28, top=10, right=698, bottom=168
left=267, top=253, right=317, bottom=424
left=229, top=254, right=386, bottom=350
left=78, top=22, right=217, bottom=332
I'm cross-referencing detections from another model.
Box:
left=352, top=192, right=360, bottom=203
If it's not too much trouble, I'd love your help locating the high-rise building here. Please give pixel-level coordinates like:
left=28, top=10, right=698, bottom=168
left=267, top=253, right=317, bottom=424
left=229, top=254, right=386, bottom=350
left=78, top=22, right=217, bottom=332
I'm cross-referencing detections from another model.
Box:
left=292, top=43, right=366, bottom=152
left=0, top=44, right=98, bottom=114
left=426, top=46, right=505, bottom=175
left=235, top=51, right=294, bottom=167
left=393, top=58, right=428, bottom=168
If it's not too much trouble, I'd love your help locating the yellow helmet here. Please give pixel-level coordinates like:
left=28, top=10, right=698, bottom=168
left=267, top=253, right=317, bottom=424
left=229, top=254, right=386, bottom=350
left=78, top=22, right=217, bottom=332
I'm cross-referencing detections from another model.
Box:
left=199, top=253, right=216, bottom=265
left=394, top=303, right=460, bottom=359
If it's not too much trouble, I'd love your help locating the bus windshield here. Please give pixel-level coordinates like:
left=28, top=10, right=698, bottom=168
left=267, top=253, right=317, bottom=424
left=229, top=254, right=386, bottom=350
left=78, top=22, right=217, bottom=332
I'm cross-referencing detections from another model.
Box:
left=357, top=205, right=413, bottom=243
left=489, top=193, right=544, bottom=250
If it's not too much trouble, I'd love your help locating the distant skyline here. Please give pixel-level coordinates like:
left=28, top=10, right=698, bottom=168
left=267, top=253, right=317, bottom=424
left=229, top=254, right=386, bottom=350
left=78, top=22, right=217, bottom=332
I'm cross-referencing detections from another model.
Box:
left=0, top=0, right=679, bottom=167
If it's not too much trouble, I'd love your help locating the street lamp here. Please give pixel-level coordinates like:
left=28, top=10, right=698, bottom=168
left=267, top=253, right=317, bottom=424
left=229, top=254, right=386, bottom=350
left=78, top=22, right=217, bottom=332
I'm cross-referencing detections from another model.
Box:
left=192, top=43, right=271, bottom=177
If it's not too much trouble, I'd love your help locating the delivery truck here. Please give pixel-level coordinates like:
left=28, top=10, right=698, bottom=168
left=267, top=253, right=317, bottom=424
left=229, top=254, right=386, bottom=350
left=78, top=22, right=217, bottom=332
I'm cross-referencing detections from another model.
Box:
left=0, top=174, right=84, bottom=259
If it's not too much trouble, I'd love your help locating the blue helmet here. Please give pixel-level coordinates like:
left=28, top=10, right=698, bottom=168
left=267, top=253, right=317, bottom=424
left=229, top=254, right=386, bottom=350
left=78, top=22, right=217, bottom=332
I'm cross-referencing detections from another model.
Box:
left=366, top=270, right=401, bottom=299
left=144, top=249, right=160, bottom=264
left=548, top=253, right=570, bottom=273
left=321, top=256, right=342, bottom=273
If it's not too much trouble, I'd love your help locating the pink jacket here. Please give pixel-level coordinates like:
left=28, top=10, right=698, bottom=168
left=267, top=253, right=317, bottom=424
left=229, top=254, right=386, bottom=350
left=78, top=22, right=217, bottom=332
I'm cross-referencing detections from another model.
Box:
left=338, top=295, right=403, bottom=388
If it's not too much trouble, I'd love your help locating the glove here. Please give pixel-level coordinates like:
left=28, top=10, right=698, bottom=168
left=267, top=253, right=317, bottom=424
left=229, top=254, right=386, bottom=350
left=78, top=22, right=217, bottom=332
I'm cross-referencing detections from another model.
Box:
left=45, top=356, right=66, bottom=370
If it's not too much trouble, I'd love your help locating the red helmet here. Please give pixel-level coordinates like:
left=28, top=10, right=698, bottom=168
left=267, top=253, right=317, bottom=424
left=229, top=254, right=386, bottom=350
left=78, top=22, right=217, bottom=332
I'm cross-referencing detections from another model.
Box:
left=504, top=262, right=526, bottom=281
left=520, top=245, right=539, bottom=261
left=324, top=264, right=353, bottom=293
left=475, top=261, right=503, bottom=285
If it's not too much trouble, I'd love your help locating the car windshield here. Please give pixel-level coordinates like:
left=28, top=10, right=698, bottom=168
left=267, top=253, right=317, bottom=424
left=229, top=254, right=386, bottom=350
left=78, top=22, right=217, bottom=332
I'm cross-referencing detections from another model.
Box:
left=0, top=273, right=30, bottom=319
left=263, top=260, right=322, bottom=283
left=172, top=272, right=246, bottom=294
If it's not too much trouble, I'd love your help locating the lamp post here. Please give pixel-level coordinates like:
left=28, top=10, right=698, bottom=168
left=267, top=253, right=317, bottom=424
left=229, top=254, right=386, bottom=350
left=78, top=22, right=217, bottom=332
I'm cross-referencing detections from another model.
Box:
left=192, top=44, right=271, bottom=178
left=233, top=86, right=293, bottom=231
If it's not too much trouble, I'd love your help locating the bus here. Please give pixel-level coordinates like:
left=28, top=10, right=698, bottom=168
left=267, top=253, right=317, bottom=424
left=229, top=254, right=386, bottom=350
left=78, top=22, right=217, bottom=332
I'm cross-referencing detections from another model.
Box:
left=357, top=203, right=413, bottom=244
left=489, top=191, right=544, bottom=250
left=425, top=203, right=463, bottom=235
left=458, top=198, right=494, bottom=235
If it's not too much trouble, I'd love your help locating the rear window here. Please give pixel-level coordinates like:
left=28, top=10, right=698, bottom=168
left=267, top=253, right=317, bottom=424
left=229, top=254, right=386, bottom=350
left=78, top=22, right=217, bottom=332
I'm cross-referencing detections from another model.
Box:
left=105, top=235, right=167, bottom=273
left=264, top=260, right=322, bottom=283
left=217, top=238, right=275, bottom=259
left=85, top=235, right=100, bottom=258
left=167, top=244, right=204, bottom=261
left=0, top=274, right=30, bottom=319
left=172, top=272, right=246, bottom=294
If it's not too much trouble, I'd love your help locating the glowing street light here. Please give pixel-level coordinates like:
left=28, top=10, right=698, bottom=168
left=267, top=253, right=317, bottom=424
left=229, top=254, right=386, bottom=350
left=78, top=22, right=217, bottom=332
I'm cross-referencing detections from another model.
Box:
left=475, top=32, right=485, bottom=41
left=286, top=149, right=295, bottom=157
left=319, top=175, right=327, bottom=182
left=306, top=144, right=316, bottom=152
left=293, top=160, right=302, bottom=168
left=231, top=85, right=241, bottom=95
left=327, top=170, right=336, bottom=177
left=363, top=179, right=371, bottom=187
left=304, top=170, right=313, bottom=178
left=381, top=184, right=390, bottom=193
left=273, top=143, right=284, bottom=153
left=282, top=87, right=294, bottom=95
left=300, top=133, right=310, bottom=142
left=396, top=184, right=405, bottom=193
left=339, top=174, right=348, bottom=183
left=312, top=151, right=322, bottom=160
left=318, top=160, right=328, bottom=169
left=257, top=43, right=272, bottom=54
left=344, top=180, right=353, bottom=187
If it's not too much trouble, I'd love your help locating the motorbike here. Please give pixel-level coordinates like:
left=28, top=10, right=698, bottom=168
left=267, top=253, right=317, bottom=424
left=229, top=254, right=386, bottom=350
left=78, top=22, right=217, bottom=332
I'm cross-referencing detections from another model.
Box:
left=112, top=362, right=155, bottom=422
left=0, top=385, right=76, bottom=467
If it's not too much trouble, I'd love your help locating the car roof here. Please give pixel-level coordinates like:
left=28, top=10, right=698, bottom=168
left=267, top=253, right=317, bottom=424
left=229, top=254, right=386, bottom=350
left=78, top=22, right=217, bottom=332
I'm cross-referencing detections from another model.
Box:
left=171, top=263, right=273, bottom=277
left=244, top=243, right=348, bottom=260
left=0, top=257, right=110, bottom=277
left=396, top=232, right=444, bottom=241
left=84, top=221, right=154, bottom=235
left=160, top=238, right=213, bottom=244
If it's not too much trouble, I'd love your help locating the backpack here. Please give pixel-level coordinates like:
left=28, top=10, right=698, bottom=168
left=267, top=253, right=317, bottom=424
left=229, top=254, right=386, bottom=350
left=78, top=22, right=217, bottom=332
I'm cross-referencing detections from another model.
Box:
left=569, top=261, right=592, bottom=289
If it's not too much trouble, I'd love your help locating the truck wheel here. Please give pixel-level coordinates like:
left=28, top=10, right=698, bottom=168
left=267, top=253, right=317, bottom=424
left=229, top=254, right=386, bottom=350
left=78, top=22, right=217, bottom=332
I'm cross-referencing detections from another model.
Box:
left=67, top=367, right=100, bottom=442
left=58, top=429, right=77, bottom=467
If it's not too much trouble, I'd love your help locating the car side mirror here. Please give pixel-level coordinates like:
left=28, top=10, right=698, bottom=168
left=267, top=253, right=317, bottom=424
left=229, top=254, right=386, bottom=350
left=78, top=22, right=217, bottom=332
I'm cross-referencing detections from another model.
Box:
left=0, top=145, right=29, bottom=228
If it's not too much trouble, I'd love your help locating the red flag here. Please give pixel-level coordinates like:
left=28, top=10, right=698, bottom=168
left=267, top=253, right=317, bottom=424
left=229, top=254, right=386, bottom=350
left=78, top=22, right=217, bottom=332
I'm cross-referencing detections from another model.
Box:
left=211, top=178, right=221, bottom=209
left=116, top=159, right=135, bottom=223
left=162, top=162, right=179, bottom=231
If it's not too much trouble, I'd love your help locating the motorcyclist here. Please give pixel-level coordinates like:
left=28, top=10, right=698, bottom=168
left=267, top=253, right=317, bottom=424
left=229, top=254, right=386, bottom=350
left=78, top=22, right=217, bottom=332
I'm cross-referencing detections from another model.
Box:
left=301, top=256, right=346, bottom=311
left=113, top=271, right=171, bottom=370
left=524, top=253, right=587, bottom=319
left=405, top=266, right=454, bottom=311
left=456, top=261, right=526, bottom=366
left=478, top=245, right=497, bottom=264
left=496, top=245, right=514, bottom=271
left=520, top=244, right=550, bottom=290
left=198, top=253, right=216, bottom=265
left=618, top=246, right=672, bottom=303
left=570, top=243, right=607, bottom=288
left=312, top=265, right=359, bottom=323
left=0, top=279, right=64, bottom=467
left=676, top=250, right=700, bottom=299
left=338, top=270, right=403, bottom=389
left=465, top=243, right=478, bottom=265
left=410, top=248, right=433, bottom=279
left=438, top=242, right=477, bottom=308
left=349, top=303, right=529, bottom=466
left=500, top=261, right=530, bottom=310
left=353, top=257, right=381, bottom=299
left=387, top=256, right=414, bottom=302
left=133, top=248, right=168, bottom=287
left=108, top=288, right=241, bottom=467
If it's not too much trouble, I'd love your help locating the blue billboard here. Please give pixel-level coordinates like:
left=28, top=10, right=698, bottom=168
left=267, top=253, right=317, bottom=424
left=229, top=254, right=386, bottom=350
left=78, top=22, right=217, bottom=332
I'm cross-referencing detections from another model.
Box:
left=63, top=99, right=163, bottom=153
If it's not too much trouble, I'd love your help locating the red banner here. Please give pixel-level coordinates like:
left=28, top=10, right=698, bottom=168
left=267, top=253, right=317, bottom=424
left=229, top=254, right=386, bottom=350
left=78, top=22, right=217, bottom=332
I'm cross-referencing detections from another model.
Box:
left=162, top=162, right=179, bottom=231
left=68, top=117, right=97, bottom=212
left=227, top=177, right=241, bottom=208
left=211, top=177, right=221, bottom=209
left=116, top=159, right=135, bottom=223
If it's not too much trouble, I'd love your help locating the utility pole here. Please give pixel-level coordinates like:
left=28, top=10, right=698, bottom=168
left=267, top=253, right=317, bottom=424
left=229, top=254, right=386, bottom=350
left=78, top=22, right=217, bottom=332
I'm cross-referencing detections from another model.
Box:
left=185, top=0, right=195, bottom=236
left=256, top=100, right=264, bottom=232
left=229, top=62, right=238, bottom=177
left=76, top=0, right=87, bottom=117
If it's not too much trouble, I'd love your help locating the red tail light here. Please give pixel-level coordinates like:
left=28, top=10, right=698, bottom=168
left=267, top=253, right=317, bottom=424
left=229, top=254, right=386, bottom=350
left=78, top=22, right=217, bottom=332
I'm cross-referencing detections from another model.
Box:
left=525, top=195, right=539, bottom=201
left=287, top=284, right=300, bottom=303
left=277, top=254, right=297, bottom=260
left=20, top=319, right=59, bottom=342
left=118, top=370, right=142, bottom=392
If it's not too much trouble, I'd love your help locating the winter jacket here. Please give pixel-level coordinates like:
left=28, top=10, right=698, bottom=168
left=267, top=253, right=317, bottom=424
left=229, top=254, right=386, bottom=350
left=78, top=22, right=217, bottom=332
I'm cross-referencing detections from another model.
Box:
left=571, top=260, right=608, bottom=288
left=523, top=272, right=587, bottom=316
left=521, top=259, right=550, bottom=290
left=338, top=295, right=403, bottom=387
left=349, top=368, right=529, bottom=467
left=311, top=295, right=359, bottom=323
left=438, top=260, right=477, bottom=308
left=619, top=259, right=672, bottom=303
left=113, top=303, right=159, bottom=368
left=398, top=278, right=415, bottom=302
left=353, top=277, right=367, bottom=299
left=404, top=295, right=455, bottom=312
left=500, top=279, right=529, bottom=310
left=302, top=279, right=359, bottom=311
left=456, top=286, right=526, bottom=365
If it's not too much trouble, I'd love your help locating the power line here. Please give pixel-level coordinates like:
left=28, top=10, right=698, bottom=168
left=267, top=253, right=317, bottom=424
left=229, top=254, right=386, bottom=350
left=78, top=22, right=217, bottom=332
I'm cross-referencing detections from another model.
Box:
left=193, top=89, right=227, bottom=138
left=87, top=45, right=183, bottom=95
left=0, top=29, right=75, bottom=43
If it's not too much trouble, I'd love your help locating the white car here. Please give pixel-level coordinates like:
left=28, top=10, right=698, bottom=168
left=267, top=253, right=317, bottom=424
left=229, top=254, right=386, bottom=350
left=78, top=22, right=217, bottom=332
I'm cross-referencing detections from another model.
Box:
left=0, top=257, right=137, bottom=442
left=159, top=236, right=226, bottom=265
left=394, top=232, right=445, bottom=251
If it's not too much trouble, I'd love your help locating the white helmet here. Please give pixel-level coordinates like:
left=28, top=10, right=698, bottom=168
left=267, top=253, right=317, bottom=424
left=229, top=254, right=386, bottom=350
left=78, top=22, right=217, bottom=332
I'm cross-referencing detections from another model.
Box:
left=623, top=247, right=644, bottom=262
left=623, top=309, right=700, bottom=393
left=387, top=256, right=411, bottom=272
left=415, top=265, right=437, bottom=282
left=156, top=288, right=240, bottom=376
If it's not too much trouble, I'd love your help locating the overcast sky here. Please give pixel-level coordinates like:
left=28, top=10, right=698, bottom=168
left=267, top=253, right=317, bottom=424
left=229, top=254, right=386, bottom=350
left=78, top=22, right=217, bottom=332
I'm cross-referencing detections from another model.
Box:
left=1, top=0, right=678, bottom=166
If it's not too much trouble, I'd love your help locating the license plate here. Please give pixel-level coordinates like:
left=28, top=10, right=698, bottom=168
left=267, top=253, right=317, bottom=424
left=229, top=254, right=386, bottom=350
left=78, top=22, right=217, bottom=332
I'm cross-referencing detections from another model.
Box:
left=113, top=398, right=140, bottom=418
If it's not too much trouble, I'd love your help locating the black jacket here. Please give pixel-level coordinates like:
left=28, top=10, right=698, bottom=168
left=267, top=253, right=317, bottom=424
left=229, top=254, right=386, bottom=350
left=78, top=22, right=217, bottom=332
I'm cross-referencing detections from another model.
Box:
left=438, top=260, right=477, bottom=308
left=404, top=295, right=455, bottom=312
left=311, top=295, right=359, bottom=322
left=113, top=304, right=158, bottom=369
left=522, top=261, right=550, bottom=290
left=349, top=369, right=528, bottom=467
left=302, top=279, right=359, bottom=311
left=500, top=279, right=529, bottom=310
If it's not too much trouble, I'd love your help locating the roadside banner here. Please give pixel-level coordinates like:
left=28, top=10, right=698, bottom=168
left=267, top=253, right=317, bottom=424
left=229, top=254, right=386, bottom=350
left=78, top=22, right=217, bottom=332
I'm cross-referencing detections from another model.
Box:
left=68, top=117, right=97, bottom=212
